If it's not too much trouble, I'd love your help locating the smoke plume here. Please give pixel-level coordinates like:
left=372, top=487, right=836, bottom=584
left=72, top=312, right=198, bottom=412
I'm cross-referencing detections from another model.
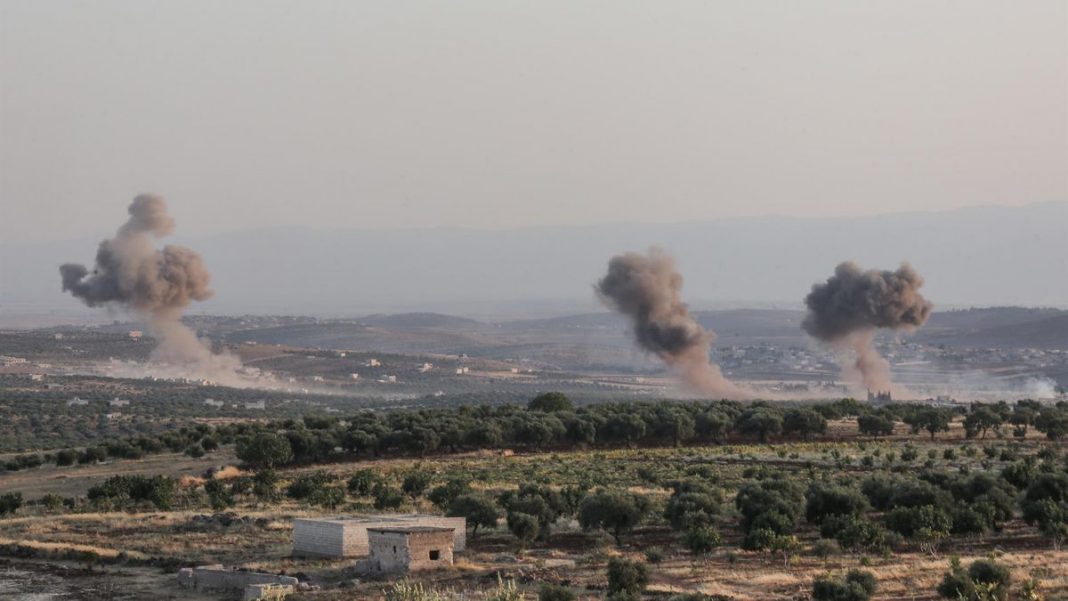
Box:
left=596, top=248, right=749, bottom=399
left=802, top=261, right=933, bottom=393
left=59, top=194, right=243, bottom=383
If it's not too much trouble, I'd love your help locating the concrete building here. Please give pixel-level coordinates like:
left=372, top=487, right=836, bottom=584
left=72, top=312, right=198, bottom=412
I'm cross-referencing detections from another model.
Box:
left=366, top=526, right=454, bottom=573
left=292, top=514, right=465, bottom=558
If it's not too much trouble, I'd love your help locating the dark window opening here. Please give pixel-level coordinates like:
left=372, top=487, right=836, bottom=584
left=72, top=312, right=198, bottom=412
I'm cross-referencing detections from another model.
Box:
left=393, top=546, right=397, bottom=553
left=429, top=550, right=441, bottom=560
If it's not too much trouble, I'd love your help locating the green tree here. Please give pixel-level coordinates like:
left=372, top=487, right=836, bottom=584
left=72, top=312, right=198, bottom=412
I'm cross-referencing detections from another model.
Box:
left=904, top=408, right=953, bottom=440
left=734, top=407, right=783, bottom=443
left=856, top=412, right=896, bottom=438
left=401, top=470, right=432, bottom=499
left=578, top=489, right=650, bottom=545
left=606, top=557, right=648, bottom=600
left=447, top=493, right=501, bottom=537
left=782, top=408, right=827, bottom=440
left=528, top=392, right=574, bottom=413
left=236, top=432, right=294, bottom=469
left=346, top=469, right=383, bottom=496
left=683, top=525, right=722, bottom=556
left=506, top=511, right=540, bottom=551
left=963, top=405, right=1004, bottom=439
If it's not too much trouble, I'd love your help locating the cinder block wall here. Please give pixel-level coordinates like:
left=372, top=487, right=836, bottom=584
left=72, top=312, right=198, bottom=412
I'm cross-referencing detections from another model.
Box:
left=292, top=519, right=349, bottom=557
left=405, top=530, right=454, bottom=571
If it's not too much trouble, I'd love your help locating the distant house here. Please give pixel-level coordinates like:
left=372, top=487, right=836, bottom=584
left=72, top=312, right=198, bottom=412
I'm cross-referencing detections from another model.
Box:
left=204, top=399, right=225, bottom=408
left=244, top=401, right=266, bottom=410
left=350, top=373, right=360, bottom=380
left=67, top=397, right=89, bottom=406
left=367, top=359, right=381, bottom=367
left=454, top=367, right=469, bottom=375
left=129, top=330, right=143, bottom=340
left=419, top=363, right=433, bottom=373
left=109, top=398, right=130, bottom=407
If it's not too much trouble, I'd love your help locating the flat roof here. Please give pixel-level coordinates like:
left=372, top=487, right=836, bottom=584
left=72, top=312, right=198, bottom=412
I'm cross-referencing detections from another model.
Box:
left=293, top=514, right=458, bottom=525
left=367, top=526, right=455, bottom=534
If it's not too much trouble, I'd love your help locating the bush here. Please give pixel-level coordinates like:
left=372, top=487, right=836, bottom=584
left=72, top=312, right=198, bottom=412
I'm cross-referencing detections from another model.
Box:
left=812, top=569, right=878, bottom=601
left=813, top=539, right=840, bottom=561
left=347, top=469, right=382, bottom=496
left=937, top=558, right=1012, bottom=600
left=537, top=583, right=575, bottom=601
left=683, top=526, right=722, bottom=556
left=606, top=557, right=648, bottom=598
left=373, top=485, right=405, bottom=511
left=285, top=470, right=336, bottom=500
left=0, top=492, right=23, bottom=516
left=87, top=475, right=176, bottom=510
left=506, top=511, right=540, bottom=551
left=401, top=471, right=432, bottom=499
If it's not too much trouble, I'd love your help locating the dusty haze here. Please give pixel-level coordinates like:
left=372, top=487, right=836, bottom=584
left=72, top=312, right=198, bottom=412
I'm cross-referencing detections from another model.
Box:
left=2, top=1, right=1065, bottom=243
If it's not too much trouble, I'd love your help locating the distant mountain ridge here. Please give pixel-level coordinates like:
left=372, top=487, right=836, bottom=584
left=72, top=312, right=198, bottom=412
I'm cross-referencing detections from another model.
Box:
left=223, top=306, right=1068, bottom=352
left=2, top=202, right=1065, bottom=317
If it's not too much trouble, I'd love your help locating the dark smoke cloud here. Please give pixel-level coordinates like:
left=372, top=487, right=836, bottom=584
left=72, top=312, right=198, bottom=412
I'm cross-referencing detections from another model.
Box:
left=596, top=248, right=749, bottom=399
left=802, top=261, right=933, bottom=393
left=59, top=195, right=242, bottom=383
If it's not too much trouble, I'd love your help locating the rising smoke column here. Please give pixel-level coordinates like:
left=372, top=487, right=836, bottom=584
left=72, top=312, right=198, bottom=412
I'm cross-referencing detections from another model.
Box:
left=596, top=248, right=749, bottom=399
left=59, top=194, right=242, bottom=382
left=802, top=261, right=933, bottom=393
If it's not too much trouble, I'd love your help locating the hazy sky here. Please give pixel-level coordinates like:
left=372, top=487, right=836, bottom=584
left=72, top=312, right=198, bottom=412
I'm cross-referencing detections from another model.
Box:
left=2, top=1, right=1065, bottom=243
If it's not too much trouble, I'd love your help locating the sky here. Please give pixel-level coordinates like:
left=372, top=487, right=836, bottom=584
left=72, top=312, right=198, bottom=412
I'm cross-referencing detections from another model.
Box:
left=1, top=1, right=1066, bottom=243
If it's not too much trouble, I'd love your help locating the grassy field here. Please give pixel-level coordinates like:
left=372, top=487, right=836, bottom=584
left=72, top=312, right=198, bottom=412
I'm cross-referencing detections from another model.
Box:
left=1, top=419, right=1066, bottom=600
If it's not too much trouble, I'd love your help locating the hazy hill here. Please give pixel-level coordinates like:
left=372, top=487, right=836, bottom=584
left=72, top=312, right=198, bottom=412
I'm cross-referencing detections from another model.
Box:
left=2, top=202, right=1065, bottom=318
left=220, top=306, right=1068, bottom=356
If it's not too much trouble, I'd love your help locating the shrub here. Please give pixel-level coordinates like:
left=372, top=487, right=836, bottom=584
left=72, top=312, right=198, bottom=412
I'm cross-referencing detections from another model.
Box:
left=812, top=569, right=878, bottom=601
left=347, top=469, right=382, bottom=496
left=401, top=471, right=432, bottom=499
left=506, top=511, right=540, bottom=551
left=537, top=583, right=575, bottom=601
left=606, top=557, right=648, bottom=598
left=937, top=558, right=1012, bottom=601
left=0, top=492, right=23, bottom=516
left=682, top=526, right=722, bottom=556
